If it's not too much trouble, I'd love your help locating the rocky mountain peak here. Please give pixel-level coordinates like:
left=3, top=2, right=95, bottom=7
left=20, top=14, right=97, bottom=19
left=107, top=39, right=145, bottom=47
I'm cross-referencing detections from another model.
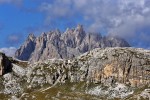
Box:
left=75, top=24, right=83, bottom=31
left=41, top=32, right=46, bottom=36
left=74, top=24, right=85, bottom=36
left=48, top=29, right=61, bottom=38
left=15, top=25, right=130, bottom=62
left=27, top=33, right=36, bottom=41
left=64, top=27, right=74, bottom=33
left=38, top=32, right=47, bottom=41
left=63, top=25, right=85, bottom=37
left=15, top=33, right=36, bottom=61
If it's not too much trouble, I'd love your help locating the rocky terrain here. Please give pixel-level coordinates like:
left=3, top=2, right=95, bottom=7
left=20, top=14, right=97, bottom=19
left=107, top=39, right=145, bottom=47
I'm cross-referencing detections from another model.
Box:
left=0, top=47, right=150, bottom=100
left=0, top=53, right=12, bottom=75
left=15, top=25, right=130, bottom=62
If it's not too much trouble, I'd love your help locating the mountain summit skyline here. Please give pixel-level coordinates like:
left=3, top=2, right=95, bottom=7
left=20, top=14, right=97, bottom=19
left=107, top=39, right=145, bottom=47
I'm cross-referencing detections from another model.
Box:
left=0, top=1, right=150, bottom=99
left=15, top=25, right=130, bottom=62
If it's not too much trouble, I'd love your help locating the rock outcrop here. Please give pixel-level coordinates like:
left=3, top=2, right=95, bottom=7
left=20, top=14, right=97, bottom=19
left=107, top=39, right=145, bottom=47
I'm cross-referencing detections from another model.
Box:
left=15, top=25, right=130, bottom=62
left=26, top=47, right=150, bottom=88
left=0, top=53, right=12, bottom=75
left=15, top=34, right=36, bottom=61
left=0, top=47, right=150, bottom=99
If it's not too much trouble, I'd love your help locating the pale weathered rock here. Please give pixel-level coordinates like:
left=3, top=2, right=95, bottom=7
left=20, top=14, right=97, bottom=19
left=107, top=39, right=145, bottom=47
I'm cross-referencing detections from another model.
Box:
left=15, top=25, right=130, bottom=62
left=24, top=47, right=150, bottom=90
left=3, top=73, right=23, bottom=95
left=15, top=33, right=36, bottom=61
left=0, top=47, right=150, bottom=99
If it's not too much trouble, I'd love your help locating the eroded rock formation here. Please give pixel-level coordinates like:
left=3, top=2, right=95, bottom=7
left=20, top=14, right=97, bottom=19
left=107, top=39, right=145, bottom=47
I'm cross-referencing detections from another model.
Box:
left=15, top=25, right=130, bottom=62
left=26, top=47, right=150, bottom=88
left=0, top=47, right=149, bottom=99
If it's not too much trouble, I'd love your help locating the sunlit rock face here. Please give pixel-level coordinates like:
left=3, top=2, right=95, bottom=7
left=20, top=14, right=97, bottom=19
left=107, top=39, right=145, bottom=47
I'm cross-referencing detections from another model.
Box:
left=84, top=48, right=150, bottom=87
left=0, top=53, right=12, bottom=75
left=0, top=47, right=150, bottom=99
left=15, top=25, right=130, bottom=63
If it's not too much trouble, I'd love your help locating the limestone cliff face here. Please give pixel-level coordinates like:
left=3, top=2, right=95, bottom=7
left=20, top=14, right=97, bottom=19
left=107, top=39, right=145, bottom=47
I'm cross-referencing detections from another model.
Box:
left=0, top=53, right=12, bottom=75
left=81, top=47, right=150, bottom=87
left=15, top=25, right=130, bottom=62
left=0, top=47, right=150, bottom=99
left=26, top=47, right=149, bottom=88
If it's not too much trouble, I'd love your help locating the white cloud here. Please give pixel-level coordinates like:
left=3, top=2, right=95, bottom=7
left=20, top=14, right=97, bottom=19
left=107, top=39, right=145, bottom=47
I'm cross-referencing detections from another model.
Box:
left=0, top=47, right=17, bottom=57
left=38, top=0, right=150, bottom=30
left=38, top=0, right=150, bottom=48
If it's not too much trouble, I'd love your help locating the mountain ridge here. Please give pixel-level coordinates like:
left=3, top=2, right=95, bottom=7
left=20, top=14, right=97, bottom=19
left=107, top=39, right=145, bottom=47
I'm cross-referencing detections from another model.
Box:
left=15, top=25, right=130, bottom=62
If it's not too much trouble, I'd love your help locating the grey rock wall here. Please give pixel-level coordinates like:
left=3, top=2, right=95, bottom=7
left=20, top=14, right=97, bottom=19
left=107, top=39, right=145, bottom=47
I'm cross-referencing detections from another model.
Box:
left=15, top=25, right=130, bottom=62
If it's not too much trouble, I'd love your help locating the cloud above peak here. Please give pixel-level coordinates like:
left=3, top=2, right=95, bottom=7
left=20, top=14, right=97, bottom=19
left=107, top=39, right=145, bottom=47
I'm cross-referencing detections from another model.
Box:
left=0, top=0, right=149, bottom=49
left=38, top=0, right=150, bottom=30
left=38, top=0, right=150, bottom=48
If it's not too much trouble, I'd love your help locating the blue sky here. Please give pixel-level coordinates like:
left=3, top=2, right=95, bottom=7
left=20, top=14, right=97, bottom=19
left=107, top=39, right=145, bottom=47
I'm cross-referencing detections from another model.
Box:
left=0, top=0, right=150, bottom=56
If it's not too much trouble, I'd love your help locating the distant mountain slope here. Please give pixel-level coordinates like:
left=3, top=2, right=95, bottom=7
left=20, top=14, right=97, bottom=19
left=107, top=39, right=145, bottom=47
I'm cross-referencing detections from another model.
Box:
left=15, top=25, right=130, bottom=62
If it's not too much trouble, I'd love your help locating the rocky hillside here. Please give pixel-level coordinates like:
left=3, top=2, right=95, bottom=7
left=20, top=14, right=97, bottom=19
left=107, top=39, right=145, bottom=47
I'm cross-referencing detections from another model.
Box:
left=15, top=25, right=130, bottom=62
left=0, top=47, right=150, bottom=100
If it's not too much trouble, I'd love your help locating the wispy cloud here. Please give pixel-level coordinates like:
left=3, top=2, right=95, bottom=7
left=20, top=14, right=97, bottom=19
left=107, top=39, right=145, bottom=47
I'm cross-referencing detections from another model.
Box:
left=37, top=0, right=150, bottom=48
left=0, top=0, right=149, bottom=48
left=0, top=47, right=17, bottom=57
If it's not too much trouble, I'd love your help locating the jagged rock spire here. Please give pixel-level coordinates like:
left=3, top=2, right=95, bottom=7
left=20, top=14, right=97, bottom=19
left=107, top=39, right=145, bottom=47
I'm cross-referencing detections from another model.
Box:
left=76, top=24, right=83, bottom=31
left=15, top=25, right=130, bottom=62
left=27, top=33, right=36, bottom=41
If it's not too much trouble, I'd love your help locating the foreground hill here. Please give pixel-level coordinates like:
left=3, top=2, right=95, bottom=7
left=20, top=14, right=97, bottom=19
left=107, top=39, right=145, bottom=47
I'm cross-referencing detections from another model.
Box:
left=15, top=25, right=130, bottom=62
left=0, top=47, right=150, bottom=100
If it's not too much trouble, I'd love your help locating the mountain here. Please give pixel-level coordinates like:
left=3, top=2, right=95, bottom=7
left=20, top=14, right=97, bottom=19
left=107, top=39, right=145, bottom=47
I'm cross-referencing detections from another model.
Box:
left=15, top=25, right=130, bottom=62
left=0, top=47, right=150, bottom=99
